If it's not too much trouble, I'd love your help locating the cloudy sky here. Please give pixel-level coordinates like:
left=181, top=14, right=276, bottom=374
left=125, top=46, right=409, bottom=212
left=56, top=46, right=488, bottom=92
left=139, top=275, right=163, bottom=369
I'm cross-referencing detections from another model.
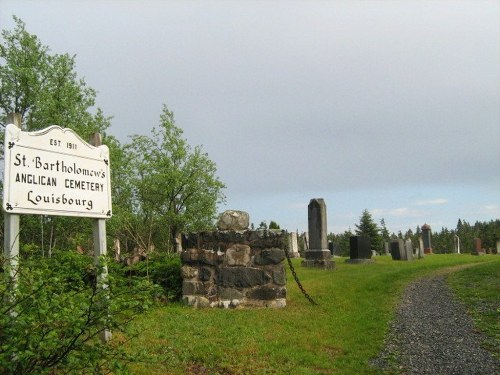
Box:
left=1, top=0, right=499, bottom=234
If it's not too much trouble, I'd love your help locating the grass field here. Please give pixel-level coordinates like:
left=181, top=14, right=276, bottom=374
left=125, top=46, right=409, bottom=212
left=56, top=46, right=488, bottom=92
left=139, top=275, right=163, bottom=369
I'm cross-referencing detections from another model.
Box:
left=124, top=254, right=499, bottom=374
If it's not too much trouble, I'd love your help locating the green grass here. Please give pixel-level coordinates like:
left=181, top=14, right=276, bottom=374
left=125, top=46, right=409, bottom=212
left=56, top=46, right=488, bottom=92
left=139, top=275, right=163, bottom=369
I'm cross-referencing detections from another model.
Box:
left=124, top=254, right=499, bottom=374
left=447, top=260, right=500, bottom=357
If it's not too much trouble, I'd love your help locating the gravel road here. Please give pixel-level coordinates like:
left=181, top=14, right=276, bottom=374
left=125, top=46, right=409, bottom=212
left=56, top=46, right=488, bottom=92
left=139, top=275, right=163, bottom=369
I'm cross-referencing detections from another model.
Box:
left=372, top=273, right=499, bottom=374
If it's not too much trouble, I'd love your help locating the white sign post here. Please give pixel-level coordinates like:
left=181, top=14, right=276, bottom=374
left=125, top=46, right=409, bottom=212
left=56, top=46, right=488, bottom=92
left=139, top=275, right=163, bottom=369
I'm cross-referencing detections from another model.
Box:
left=3, top=121, right=113, bottom=341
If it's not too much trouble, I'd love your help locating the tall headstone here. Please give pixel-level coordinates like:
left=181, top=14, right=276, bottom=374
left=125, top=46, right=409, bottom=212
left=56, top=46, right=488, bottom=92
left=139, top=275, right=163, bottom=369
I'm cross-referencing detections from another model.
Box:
left=421, top=224, right=433, bottom=254
left=301, top=198, right=334, bottom=269
left=346, top=236, right=374, bottom=264
left=496, top=240, right=500, bottom=255
left=418, top=237, right=425, bottom=259
left=404, top=239, right=413, bottom=261
left=453, top=235, right=461, bottom=254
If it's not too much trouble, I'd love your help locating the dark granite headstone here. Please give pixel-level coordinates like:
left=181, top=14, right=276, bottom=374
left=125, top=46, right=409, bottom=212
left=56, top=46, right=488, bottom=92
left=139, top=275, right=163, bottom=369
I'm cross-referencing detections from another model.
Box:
left=349, top=236, right=371, bottom=259
left=389, top=239, right=404, bottom=260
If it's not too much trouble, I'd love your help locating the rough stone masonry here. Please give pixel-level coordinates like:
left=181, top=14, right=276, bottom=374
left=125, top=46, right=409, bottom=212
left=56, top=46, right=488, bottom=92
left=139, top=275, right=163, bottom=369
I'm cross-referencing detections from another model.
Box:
left=181, top=210, right=288, bottom=308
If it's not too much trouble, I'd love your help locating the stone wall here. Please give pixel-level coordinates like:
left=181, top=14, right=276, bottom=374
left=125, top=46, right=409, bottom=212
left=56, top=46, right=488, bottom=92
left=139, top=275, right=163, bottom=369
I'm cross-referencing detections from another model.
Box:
left=181, top=229, right=288, bottom=308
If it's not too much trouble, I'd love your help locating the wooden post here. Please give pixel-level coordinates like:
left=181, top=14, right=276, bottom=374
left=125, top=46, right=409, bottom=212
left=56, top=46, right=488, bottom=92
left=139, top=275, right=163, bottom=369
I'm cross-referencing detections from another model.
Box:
left=89, top=132, right=112, bottom=342
left=4, top=113, right=22, bottom=284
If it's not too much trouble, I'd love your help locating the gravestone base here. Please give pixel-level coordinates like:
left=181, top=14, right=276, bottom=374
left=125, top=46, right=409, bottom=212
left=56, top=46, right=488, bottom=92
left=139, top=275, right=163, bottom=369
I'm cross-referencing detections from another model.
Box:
left=304, top=249, right=332, bottom=260
left=301, top=259, right=335, bottom=270
left=345, top=258, right=375, bottom=264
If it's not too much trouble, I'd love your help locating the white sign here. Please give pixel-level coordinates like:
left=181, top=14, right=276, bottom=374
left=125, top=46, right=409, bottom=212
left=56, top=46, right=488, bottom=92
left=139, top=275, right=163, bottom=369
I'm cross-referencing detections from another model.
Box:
left=3, top=124, right=112, bottom=218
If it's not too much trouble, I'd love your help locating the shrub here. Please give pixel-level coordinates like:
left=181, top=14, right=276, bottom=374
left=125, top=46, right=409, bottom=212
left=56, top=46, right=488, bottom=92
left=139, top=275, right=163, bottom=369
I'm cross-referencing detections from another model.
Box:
left=0, top=250, right=157, bottom=374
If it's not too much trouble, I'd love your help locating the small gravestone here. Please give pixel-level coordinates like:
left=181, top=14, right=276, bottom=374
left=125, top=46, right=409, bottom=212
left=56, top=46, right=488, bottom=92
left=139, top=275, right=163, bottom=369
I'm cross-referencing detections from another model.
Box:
left=472, top=238, right=485, bottom=256
left=384, top=241, right=390, bottom=255
left=301, top=198, right=334, bottom=269
left=346, top=236, right=374, bottom=264
left=288, top=231, right=300, bottom=258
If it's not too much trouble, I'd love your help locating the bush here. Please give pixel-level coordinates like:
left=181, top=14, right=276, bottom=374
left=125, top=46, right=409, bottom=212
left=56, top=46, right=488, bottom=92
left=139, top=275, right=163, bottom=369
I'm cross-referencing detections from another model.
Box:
left=0, top=250, right=158, bottom=374
left=123, top=252, right=182, bottom=302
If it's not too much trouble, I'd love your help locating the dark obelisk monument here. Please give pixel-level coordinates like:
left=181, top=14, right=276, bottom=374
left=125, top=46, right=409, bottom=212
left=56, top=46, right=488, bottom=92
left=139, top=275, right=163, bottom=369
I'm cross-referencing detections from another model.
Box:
left=421, top=223, right=433, bottom=254
left=302, top=198, right=335, bottom=269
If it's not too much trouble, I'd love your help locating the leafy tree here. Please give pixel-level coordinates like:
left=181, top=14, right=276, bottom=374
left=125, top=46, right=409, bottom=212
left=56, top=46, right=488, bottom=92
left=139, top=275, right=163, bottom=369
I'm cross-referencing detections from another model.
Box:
left=125, top=105, right=226, bottom=251
left=355, top=209, right=383, bottom=253
left=0, top=16, right=110, bottom=136
left=0, top=17, right=112, bottom=252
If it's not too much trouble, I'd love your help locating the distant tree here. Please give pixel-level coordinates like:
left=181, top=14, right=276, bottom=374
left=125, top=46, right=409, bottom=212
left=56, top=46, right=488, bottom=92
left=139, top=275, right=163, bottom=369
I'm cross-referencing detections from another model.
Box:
left=125, top=105, right=226, bottom=251
left=269, top=220, right=280, bottom=230
left=258, top=221, right=268, bottom=230
left=355, top=209, right=383, bottom=253
left=330, top=228, right=353, bottom=257
left=380, top=218, right=390, bottom=241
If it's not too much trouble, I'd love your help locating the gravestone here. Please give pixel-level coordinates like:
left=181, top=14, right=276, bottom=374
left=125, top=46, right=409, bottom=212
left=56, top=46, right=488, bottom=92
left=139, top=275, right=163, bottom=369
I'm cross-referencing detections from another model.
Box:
left=496, top=240, right=500, bottom=255
left=404, top=239, right=413, bottom=261
left=384, top=241, right=390, bottom=255
left=453, top=235, right=461, bottom=254
left=421, top=224, right=433, bottom=254
left=389, top=239, right=404, bottom=261
left=418, top=237, right=425, bottom=259
left=301, top=198, right=335, bottom=269
left=346, top=236, right=374, bottom=264
left=472, top=238, right=485, bottom=256
left=288, top=231, right=300, bottom=258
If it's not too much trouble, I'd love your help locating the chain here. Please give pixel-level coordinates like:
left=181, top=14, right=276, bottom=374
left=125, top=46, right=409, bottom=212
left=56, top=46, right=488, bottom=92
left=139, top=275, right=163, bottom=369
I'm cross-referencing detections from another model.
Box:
left=283, top=246, right=318, bottom=306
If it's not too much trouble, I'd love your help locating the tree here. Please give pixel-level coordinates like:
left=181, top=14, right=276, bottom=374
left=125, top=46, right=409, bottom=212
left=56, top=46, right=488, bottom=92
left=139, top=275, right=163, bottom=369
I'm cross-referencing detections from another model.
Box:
left=0, top=16, right=110, bottom=135
left=0, top=17, right=112, bottom=252
left=355, top=209, right=383, bottom=253
left=125, top=105, right=226, bottom=251
left=269, top=220, right=280, bottom=230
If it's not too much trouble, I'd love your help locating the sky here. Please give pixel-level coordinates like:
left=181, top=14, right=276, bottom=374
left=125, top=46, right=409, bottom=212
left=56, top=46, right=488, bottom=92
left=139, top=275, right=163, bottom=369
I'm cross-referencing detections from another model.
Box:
left=1, top=0, right=499, bottom=235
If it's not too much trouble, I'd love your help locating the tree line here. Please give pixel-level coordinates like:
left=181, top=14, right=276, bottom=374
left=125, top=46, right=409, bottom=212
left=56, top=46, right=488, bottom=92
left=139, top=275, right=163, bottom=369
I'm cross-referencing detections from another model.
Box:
left=329, top=209, right=500, bottom=256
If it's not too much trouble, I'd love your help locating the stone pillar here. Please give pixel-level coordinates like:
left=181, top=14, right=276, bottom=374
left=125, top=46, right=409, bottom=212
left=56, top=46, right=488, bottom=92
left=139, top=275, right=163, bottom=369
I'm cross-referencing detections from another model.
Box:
left=421, top=224, right=433, bottom=254
left=301, top=199, right=334, bottom=269
left=496, top=240, right=500, bottom=255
